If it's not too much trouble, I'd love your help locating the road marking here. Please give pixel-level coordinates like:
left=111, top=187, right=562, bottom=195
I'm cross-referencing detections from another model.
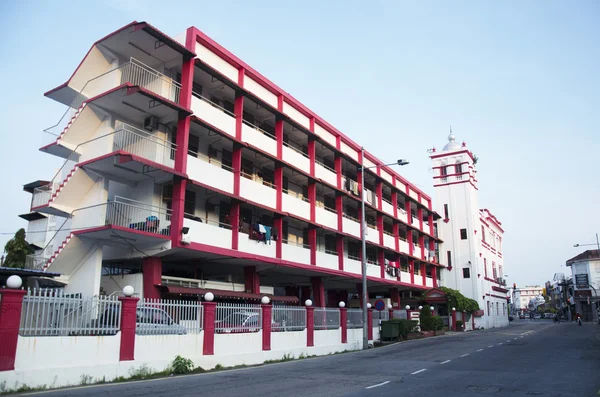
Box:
left=507, top=340, right=511, bottom=342
left=460, top=354, right=469, bottom=357
left=498, top=343, right=503, bottom=345
left=488, top=345, right=494, bottom=348
left=411, top=369, right=427, bottom=375
left=440, top=360, right=451, bottom=364
left=477, top=349, right=484, bottom=352
left=365, top=381, right=390, bottom=389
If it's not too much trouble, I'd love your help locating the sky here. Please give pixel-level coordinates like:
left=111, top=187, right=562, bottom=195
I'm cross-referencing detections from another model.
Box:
left=0, top=0, right=598, bottom=288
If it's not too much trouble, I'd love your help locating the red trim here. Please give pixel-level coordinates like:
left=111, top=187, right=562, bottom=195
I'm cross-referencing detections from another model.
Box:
left=306, top=307, right=314, bottom=346
left=430, top=149, right=475, bottom=162
left=142, top=257, right=162, bottom=300
left=433, top=171, right=470, bottom=179
left=203, top=302, right=216, bottom=355
left=367, top=309, right=373, bottom=340
left=340, top=308, right=347, bottom=343
left=434, top=179, right=478, bottom=190
left=485, top=293, right=507, bottom=300
left=262, top=304, right=272, bottom=351
left=492, top=286, right=509, bottom=293
left=118, top=296, right=139, bottom=361
left=0, top=289, right=26, bottom=371
left=72, top=224, right=171, bottom=241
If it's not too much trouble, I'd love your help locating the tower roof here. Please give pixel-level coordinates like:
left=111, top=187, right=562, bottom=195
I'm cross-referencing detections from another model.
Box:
left=442, top=128, right=462, bottom=151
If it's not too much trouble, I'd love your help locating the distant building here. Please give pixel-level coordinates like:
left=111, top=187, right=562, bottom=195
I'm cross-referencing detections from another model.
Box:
left=566, top=250, right=600, bottom=322
left=516, top=286, right=544, bottom=310
left=431, top=132, right=509, bottom=329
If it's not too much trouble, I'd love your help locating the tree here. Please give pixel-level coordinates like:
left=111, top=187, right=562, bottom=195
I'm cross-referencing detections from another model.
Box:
left=3, top=229, right=32, bottom=268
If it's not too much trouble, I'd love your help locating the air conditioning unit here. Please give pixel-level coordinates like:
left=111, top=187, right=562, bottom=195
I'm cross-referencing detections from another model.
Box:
left=144, top=116, right=159, bottom=132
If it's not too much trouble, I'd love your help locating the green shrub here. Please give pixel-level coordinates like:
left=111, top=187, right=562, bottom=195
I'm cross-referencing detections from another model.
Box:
left=384, top=319, right=419, bottom=339
left=455, top=320, right=464, bottom=329
left=419, top=308, right=434, bottom=331
left=433, top=316, right=444, bottom=331
left=171, top=356, right=194, bottom=375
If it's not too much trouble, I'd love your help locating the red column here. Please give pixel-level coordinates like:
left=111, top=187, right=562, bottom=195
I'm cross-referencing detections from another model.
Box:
left=244, top=266, right=260, bottom=294
left=335, top=155, right=342, bottom=190
left=405, top=200, right=411, bottom=225
left=421, top=263, right=427, bottom=286
left=262, top=304, right=272, bottom=351
left=174, top=55, right=193, bottom=174
left=306, top=306, right=314, bottom=347
left=428, top=214, right=434, bottom=236
left=389, top=288, right=401, bottom=308
left=274, top=217, right=283, bottom=259
left=275, top=165, right=283, bottom=211
left=170, top=178, right=187, bottom=246
left=311, top=277, right=325, bottom=307
left=376, top=181, right=383, bottom=210
left=234, top=94, right=244, bottom=141
left=0, top=288, right=26, bottom=371
left=118, top=296, right=140, bottom=361
left=409, top=259, right=415, bottom=284
left=419, top=235, right=425, bottom=260
left=407, top=231, right=413, bottom=256
left=367, top=308, right=373, bottom=340
left=203, top=302, right=217, bottom=355
left=337, top=236, right=344, bottom=271
left=275, top=120, right=283, bottom=160
left=308, top=183, right=317, bottom=223
left=335, top=195, right=343, bottom=232
left=142, top=257, right=162, bottom=300
left=377, top=214, right=384, bottom=246
left=417, top=207, right=423, bottom=231
left=391, top=191, right=398, bottom=218
left=309, top=228, right=317, bottom=265
left=451, top=310, right=457, bottom=331
left=232, top=144, right=242, bottom=196
left=378, top=249, right=385, bottom=279
left=308, top=138, right=316, bottom=177
left=230, top=201, right=240, bottom=250
left=393, top=222, right=399, bottom=251
left=432, top=266, right=438, bottom=288
left=340, top=307, right=347, bottom=343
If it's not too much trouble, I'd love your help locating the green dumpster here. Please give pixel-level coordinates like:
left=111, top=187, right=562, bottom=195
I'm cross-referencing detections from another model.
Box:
left=381, top=321, right=400, bottom=340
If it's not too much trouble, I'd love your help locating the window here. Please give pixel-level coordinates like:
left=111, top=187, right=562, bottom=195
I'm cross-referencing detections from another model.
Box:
left=460, top=228, right=468, bottom=240
left=462, top=268, right=471, bottom=278
left=188, top=134, right=199, bottom=156
left=446, top=251, right=452, bottom=268
left=184, top=190, right=196, bottom=215
left=443, top=204, right=449, bottom=219
left=441, top=166, right=447, bottom=176
left=481, top=226, right=486, bottom=242
left=484, top=258, right=488, bottom=277
left=455, top=163, right=463, bottom=174
left=492, top=262, right=497, bottom=279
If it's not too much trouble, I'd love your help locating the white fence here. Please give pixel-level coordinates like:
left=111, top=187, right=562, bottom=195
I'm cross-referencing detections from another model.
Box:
left=373, top=310, right=390, bottom=322
left=19, top=289, right=121, bottom=336
left=136, top=299, right=203, bottom=335
left=272, top=306, right=306, bottom=332
left=314, top=308, right=340, bottom=330
left=346, top=309, right=364, bottom=329
left=215, top=303, right=262, bottom=333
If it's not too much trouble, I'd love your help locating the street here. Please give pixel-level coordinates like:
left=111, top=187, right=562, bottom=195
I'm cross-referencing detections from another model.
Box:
left=23, top=321, right=600, bottom=397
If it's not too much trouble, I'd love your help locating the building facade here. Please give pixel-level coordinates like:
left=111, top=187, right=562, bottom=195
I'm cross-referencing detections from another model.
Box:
left=516, top=285, right=544, bottom=311
left=430, top=133, right=509, bottom=329
left=566, top=250, right=600, bottom=322
left=21, top=21, right=443, bottom=307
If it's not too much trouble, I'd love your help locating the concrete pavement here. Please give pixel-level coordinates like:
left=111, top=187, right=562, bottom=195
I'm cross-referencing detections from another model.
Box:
left=20, top=321, right=600, bottom=397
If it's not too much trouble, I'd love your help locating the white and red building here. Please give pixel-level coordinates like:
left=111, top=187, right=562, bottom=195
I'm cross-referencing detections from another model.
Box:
left=22, top=21, right=444, bottom=308
left=430, top=133, right=509, bottom=329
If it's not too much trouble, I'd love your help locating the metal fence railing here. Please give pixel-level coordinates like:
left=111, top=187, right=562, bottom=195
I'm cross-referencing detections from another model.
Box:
left=346, top=309, right=364, bottom=329
left=272, top=306, right=306, bottom=332
left=392, top=310, right=408, bottom=320
left=20, top=289, right=121, bottom=337
left=136, top=299, right=202, bottom=335
left=373, top=310, right=390, bottom=322
left=215, top=303, right=262, bottom=333
left=314, top=308, right=340, bottom=330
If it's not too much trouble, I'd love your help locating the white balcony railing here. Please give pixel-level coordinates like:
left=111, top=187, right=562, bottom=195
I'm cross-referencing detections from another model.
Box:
left=44, top=58, right=182, bottom=143
left=33, top=124, right=176, bottom=209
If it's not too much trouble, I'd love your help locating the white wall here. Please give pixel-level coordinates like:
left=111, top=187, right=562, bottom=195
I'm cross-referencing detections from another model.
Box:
left=101, top=273, right=144, bottom=298
left=63, top=245, right=103, bottom=298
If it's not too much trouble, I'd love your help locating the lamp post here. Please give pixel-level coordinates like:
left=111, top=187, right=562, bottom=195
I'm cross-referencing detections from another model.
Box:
left=359, top=147, right=409, bottom=350
left=573, top=234, right=600, bottom=323
left=573, top=233, right=600, bottom=251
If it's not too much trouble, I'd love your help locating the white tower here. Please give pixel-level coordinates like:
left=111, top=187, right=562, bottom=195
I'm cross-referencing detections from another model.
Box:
left=429, top=130, right=508, bottom=329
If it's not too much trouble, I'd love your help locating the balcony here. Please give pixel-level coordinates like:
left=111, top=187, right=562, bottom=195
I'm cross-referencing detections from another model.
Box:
left=238, top=232, right=277, bottom=257
left=315, top=205, right=337, bottom=230
left=242, top=121, right=277, bottom=154
left=282, top=190, right=310, bottom=220
left=316, top=250, right=338, bottom=271
left=281, top=240, right=311, bottom=265
left=342, top=215, right=360, bottom=238
left=345, top=256, right=362, bottom=275
left=366, top=263, right=380, bottom=278
left=425, top=277, right=434, bottom=288
left=400, top=271, right=411, bottom=283
left=187, top=153, right=234, bottom=194
left=381, top=198, right=394, bottom=216
left=315, top=162, right=337, bottom=187
left=240, top=174, right=276, bottom=209
left=282, top=143, right=310, bottom=173
left=383, top=232, right=396, bottom=250
left=26, top=217, right=49, bottom=247
left=399, top=239, right=409, bottom=254
left=183, top=217, right=232, bottom=249
left=366, top=226, right=379, bottom=244
left=191, top=94, right=236, bottom=137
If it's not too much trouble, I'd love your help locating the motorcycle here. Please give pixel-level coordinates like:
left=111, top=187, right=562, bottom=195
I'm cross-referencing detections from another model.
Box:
left=577, top=317, right=582, bottom=326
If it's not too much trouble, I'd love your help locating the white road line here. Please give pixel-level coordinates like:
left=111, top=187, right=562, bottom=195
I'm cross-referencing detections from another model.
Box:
left=365, top=381, right=390, bottom=389
left=411, top=369, right=427, bottom=375
left=440, top=360, right=451, bottom=364
left=488, top=345, right=494, bottom=348
left=460, top=354, right=469, bottom=357
left=498, top=343, right=503, bottom=345
left=507, top=340, right=511, bottom=342
left=477, top=349, right=484, bottom=352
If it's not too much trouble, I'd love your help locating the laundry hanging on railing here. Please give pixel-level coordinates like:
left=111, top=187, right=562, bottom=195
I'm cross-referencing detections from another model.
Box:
left=251, top=223, right=276, bottom=244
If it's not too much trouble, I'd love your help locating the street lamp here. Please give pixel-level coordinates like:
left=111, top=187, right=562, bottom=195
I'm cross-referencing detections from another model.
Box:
left=359, top=147, right=409, bottom=350
left=573, top=233, right=600, bottom=250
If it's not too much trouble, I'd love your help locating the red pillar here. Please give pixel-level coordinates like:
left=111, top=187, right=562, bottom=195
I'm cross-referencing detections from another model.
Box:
left=376, top=181, right=383, bottom=210
left=203, top=302, right=217, bottom=355
left=367, top=308, right=373, bottom=340
left=337, top=236, right=344, bottom=271
left=142, top=257, right=162, bottom=300
left=262, top=304, right=272, bottom=351
left=306, top=306, right=314, bottom=347
left=308, top=138, right=316, bottom=177
left=170, top=178, right=187, bottom=246
left=407, top=231, right=413, bottom=256
left=340, top=307, right=347, bottom=343
left=391, top=191, right=398, bottom=218
left=428, top=214, right=434, bottom=236
left=393, top=222, right=400, bottom=252
left=245, top=266, right=260, bottom=294
left=232, top=144, right=242, bottom=197
left=389, top=288, right=401, bottom=308
left=409, top=259, right=415, bottom=284
left=274, top=216, right=283, bottom=259
left=275, top=119, right=283, bottom=159
left=335, top=195, right=343, bottom=232
left=419, top=235, right=425, bottom=260
left=451, top=309, right=457, bottom=331
left=311, top=277, right=325, bottom=307
left=234, top=94, right=244, bottom=141
left=275, top=165, right=283, bottom=211
left=0, top=288, right=26, bottom=371
left=378, top=249, right=385, bottom=279
left=335, top=155, right=342, bottom=190
left=173, top=54, right=193, bottom=174
left=421, top=263, right=427, bottom=286
left=230, top=201, right=240, bottom=250
left=432, top=266, right=438, bottom=288
left=377, top=214, right=384, bottom=246
left=118, top=295, right=140, bottom=361
left=308, top=183, right=317, bottom=223
left=417, top=207, right=423, bottom=231
left=309, top=228, right=317, bottom=265
left=405, top=200, right=411, bottom=225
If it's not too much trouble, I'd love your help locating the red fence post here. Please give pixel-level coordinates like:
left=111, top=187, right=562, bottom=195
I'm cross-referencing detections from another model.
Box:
left=462, top=311, right=466, bottom=331
left=118, top=295, right=140, bottom=361
left=367, top=308, right=373, bottom=340
left=203, top=301, right=217, bottom=355
left=340, top=307, right=347, bottom=344
left=306, top=306, right=314, bottom=347
left=0, top=278, right=26, bottom=372
left=388, top=308, right=394, bottom=320
left=262, top=303, right=272, bottom=351
left=451, top=308, right=457, bottom=331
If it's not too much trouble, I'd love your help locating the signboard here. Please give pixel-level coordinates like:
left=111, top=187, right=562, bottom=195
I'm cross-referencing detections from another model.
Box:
left=575, top=274, right=589, bottom=288
left=374, top=299, right=386, bottom=311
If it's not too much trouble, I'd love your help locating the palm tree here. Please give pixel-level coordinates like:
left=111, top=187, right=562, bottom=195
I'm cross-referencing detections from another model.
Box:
left=3, top=228, right=32, bottom=268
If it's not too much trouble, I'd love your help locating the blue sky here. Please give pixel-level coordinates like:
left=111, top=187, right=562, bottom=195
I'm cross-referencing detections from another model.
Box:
left=0, top=0, right=598, bottom=288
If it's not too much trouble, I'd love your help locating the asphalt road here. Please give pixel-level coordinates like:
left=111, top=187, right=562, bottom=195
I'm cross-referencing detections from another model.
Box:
left=23, top=320, right=600, bottom=397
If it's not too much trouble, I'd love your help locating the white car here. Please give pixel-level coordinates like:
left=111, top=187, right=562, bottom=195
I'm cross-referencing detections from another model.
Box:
left=136, top=307, right=187, bottom=335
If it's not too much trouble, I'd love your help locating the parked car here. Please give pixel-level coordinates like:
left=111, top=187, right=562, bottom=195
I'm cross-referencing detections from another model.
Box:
left=519, top=314, right=525, bottom=319
left=136, top=307, right=188, bottom=335
left=533, top=313, right=541, bottom=319
left=215, top=311, right=280, bottom=333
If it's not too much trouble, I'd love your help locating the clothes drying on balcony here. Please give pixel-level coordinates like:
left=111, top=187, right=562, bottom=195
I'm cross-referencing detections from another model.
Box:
left=250, top=223, right=277, bottom=244
left=344, top=179, right=360, bottom=196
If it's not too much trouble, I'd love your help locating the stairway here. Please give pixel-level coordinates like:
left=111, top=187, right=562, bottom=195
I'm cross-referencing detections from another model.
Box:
left=55, top=104, right=86, bottom=144
left=43, top=233, right=75, bottom=271
left=48, top=166, right=78, bottom=206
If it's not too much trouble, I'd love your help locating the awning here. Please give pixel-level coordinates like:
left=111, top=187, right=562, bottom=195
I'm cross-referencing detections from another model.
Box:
left=162, top=285, right=300, bottom=303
